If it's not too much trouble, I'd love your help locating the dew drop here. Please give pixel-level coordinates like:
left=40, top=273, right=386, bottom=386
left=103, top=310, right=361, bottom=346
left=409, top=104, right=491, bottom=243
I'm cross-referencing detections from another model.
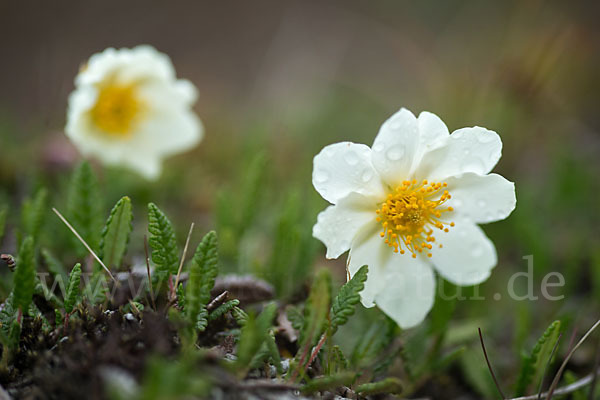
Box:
left=386, top=145, right=405, bottom=161
left=315, top=170, right=330, bottom=183
left=477, top=199, right=486, bottom=208
left=373, top=143, right=385, bottom=152
left=485, top=212, right=494, bottom=222
left=344, top=151, right=359, bottom=165
left=477, top=133, right=495, bottom=143
left=452, top=198, right=463, bottom=207
left=458, top=230, right=467, bottom=238
left=361, top=169, right=373, bottom=182
left=339, top=239, right=351, bottom=249
left=463, top=148, right=471, bottom=156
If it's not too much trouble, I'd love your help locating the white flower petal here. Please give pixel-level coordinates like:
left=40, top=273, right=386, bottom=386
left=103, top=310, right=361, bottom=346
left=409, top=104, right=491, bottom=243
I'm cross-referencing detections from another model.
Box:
left=418, top=111, right=449, bottom=144
left=374, top=256, right=435, bottom=329
left=431, top=218, right=497, bottom=285
left=371, top=108, right=419, bottom=186
left=312, top=142, right=385, bottom=204
left=416, top=126, right=502, bottom=181
left=347, top=227, right=393, bottom=308
left=313, top=193, right=379, bottom=259
left=134, top=110, right=203, bottom=157
left=446, top=172, right=516, bottom=224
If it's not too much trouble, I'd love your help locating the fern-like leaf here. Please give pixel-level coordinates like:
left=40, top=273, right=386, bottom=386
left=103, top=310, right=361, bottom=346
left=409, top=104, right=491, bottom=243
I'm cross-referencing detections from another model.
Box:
left=21, top=187, right=47, bottom=240
left=329, top=265, right=368, bottom=335
left=67, top=161, right=102, bottom=253
left=299, top=269, right=331, bottom=349
left=100, top=196, right=133, bottom=269
left=286, top=304, right=303, bottom=332
left=64, top=263, right=82, bottom=314
left=185, top=231, right=218, bottom=336
left=14, top=236, right=36, bottom=313
left=209, top=299, right=240, bottom=321
left=514, top=320, right=561, bottom=396
left=235, top=302, right=277, bottom=372
left=147, top=203, right=179, bottom=289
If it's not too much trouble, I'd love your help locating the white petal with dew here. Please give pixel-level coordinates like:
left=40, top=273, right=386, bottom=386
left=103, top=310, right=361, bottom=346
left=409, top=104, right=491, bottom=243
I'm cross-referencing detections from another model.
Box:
left=415, top=126, right=502, bottom=181
left=312, top=142, right=385, bottom=204
left=374, top=256, right=436, bottom=329
left=371, top=108, right=420, bottom=187
left=313, top=193, right=379, bottom=259
left=431, top=217, right=497, bottom=286
left=445, top=172, right=516, bottom=224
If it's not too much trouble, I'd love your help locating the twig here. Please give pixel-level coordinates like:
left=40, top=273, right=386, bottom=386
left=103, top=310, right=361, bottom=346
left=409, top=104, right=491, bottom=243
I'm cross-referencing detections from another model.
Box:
left=305, top=333, right=328, bottom=372
left=143, top=235, right=157, bottom=311
left=52, top=207, right=117, bottom=283
left=508, top=368, right=600, bottom=400
left=173, top=222, right=194, bottom=295
left=478, top=327, right=506, bottom=399
left=546, top=318, right=600, bottom=400
left=537, top=333, right=562, bottom=400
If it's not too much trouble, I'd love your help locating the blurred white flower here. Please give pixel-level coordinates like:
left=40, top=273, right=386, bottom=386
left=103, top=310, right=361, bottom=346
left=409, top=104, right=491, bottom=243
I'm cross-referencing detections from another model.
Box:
left=312, top=108, right=516, bottom=328
left=65, top=45, right=203, bottom=180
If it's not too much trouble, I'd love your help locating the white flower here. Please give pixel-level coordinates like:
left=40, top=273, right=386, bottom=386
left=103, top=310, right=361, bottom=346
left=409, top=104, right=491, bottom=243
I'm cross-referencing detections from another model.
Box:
left=65, top=45, right=203, bottom=180
left=312, top=108, right=516, bottom=328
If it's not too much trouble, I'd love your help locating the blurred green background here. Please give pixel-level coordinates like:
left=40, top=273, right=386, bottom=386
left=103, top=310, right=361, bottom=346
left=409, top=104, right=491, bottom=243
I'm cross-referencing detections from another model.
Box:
left=1, top=0, right=600, bottom=396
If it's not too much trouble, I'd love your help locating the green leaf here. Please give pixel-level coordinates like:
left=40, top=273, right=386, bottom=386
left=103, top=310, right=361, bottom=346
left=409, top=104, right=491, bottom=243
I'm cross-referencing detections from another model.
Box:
left=185, top=231, right=218, bottom=333
left=238, top=153, right=267, bottom=234
left=100, top=196, right=133, bottom=270
left=147, top=203, right=179, bottom=289
left=329, top=265, right=367, bottom=335
left=299, top=269, right=331, bottom=349
left=0, top=203, right=8, bottom=244
left=67, top=161, right=102, bottom=253
left=514, top=320, right=561, bottom=396
left=235, top=302, right=277, bottom=372
left=351, top=316, right=397, bottom=368
left=41, top=248, right=68, bottom=281
left=0, top=294, right=15, bottom=338
left=64, top=263, right=82, bottom=314
left=232, top=306, right=248, bottom=327
left=21, top=187, right=47, bottom=240
left=301, top=372, right=355, bottom=395
left=209, top=299, right=240, bottom=321
left=14, top=236, right=36, bottom=313
left=459, top=349, right=498, bottom=400
left=196, top=308, right=209, bottom=332
left=329, top=345, right=349, bottom=374
left=286, top=305, right=303, bottom=332
left=355, top=377, right=403, bottom=396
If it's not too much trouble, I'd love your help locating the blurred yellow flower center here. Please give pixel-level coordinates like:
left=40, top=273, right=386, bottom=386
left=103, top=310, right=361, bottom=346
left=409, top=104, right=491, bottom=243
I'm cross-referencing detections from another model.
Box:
left=376, top=180, right=454, bottom=258
left=90, top=83, right=143, bottom=136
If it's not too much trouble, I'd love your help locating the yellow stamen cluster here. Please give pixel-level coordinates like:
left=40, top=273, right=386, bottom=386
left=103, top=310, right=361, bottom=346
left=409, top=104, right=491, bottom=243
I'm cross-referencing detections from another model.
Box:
left=375, top=179, right=455, bottom=258
left=90, top=83, right=144, bottom=136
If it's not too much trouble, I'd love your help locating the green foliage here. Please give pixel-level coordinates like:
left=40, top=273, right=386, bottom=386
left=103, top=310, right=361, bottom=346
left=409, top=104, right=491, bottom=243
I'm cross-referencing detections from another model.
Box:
left=286, top=305, right=303, bottom=331
left=64, top=263, right=82, bottom=314
left=0, top=203, right=7, bottom=244
left=67, top=161, right=103, bottom=252
left=13, top=236, right=36, bottom=313
left=301, top=372, right=355, bottom=395
left=459, top=349, right=498, bottom=400
left=185, top=231, right=218, bottom=338
left=329, top=345, right=349, bottom=373
left=209, top=299, right=240, bottom=321
left=238, top=152, right=267, bottom=234
left=21, top=187, right=47, bottom=240
left=351, top=317, right=397, bottom=368
left=266, top=189, right=317, bottom=298
left=147, top=202, right=179, bottom=289
left=100, top=196, right=133, bottom=270
left=231, top=306, right=248, bottom=326
left=234, top=302, right=277, bottom=373
left=329, top=265, right=367, bottom=335
left=355, top=377, right=403, bottom=396
left=514, top=320, right=562, bottom=396
left=41, top=248, right=67, bottom=281
left=135, top=355, right=211, bottom=400
left=299, top=269, right=331, bottom=349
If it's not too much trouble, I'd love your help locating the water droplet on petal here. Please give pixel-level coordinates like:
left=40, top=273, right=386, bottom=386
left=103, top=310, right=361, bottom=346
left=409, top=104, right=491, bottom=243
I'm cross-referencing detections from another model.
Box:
left=477, top=133, right=495, bottom=143
left=386, top=145, right=405, bottom=161
left=361, top=169, right=373, bottom=182
left=339, top=239, right=350, bottom=249
left=315, top=170, right=330, bottom=183
left=344, top=151, right=359, bottom=166
left=485, top=212, right=494, bottom=222
left=463, top=148, right=471, bottom=156
left=477, top=199, right=486, bottom=208
left=373, top=143, right=385, bottom=152
left=458, top=230, right=467, bottom=238
left=453, top=198, right=463, bottom=207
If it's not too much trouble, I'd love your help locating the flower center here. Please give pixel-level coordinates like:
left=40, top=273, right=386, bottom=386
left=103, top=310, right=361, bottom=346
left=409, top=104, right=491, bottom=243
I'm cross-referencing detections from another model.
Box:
left=376, top=180, right=454, bottom=258
left=90, top=83, right=144, bottom=136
